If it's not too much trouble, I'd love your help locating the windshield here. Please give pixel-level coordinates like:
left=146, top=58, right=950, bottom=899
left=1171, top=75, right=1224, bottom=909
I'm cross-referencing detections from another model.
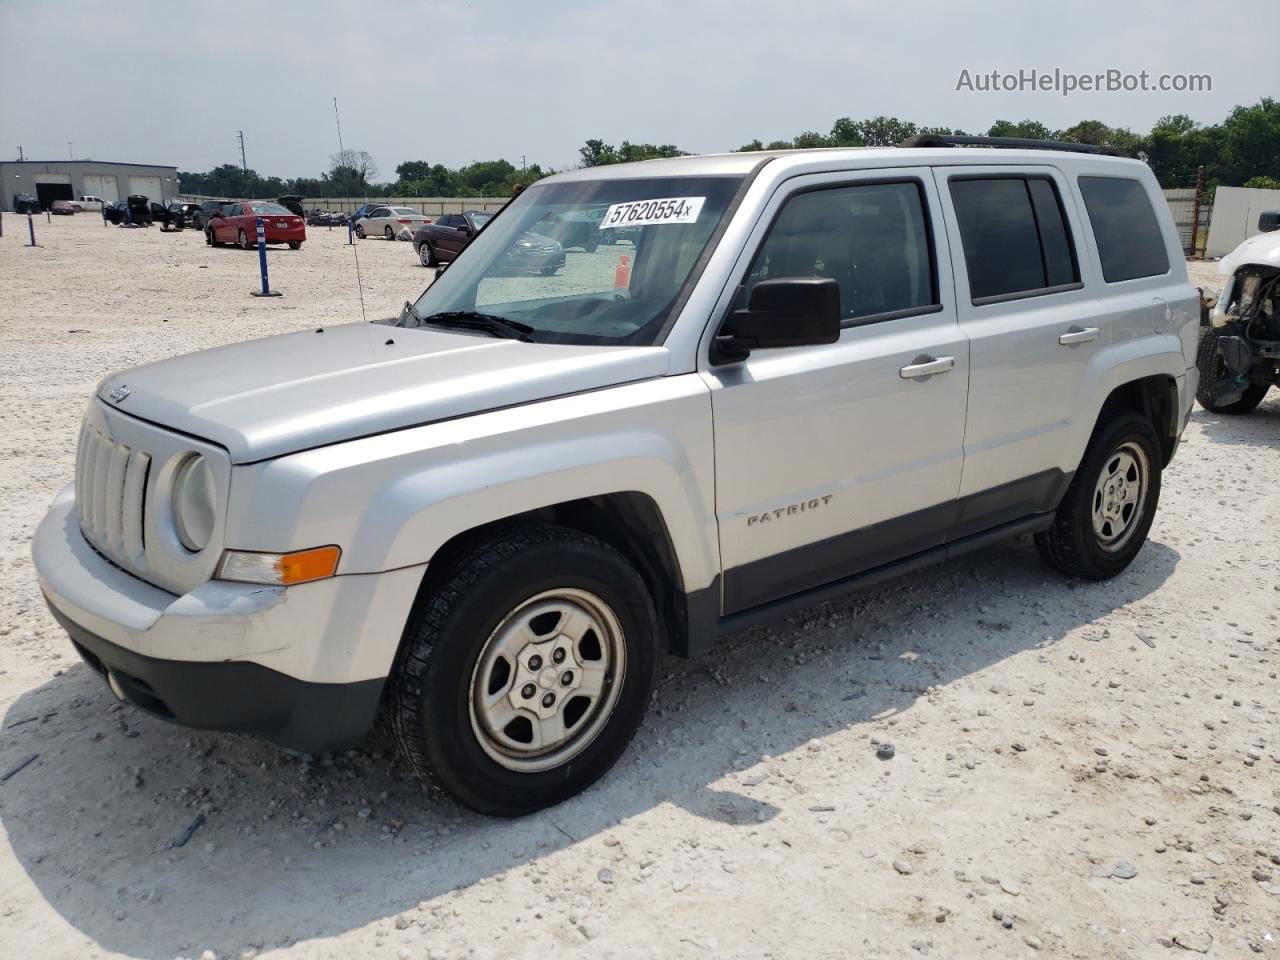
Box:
left=407, top=175, right=744, bottom=346
left=249, top=202, right=292, bottom=215
left=469, top=211, right=493, bottom=228
left=392, top=207, right=419, bottom=216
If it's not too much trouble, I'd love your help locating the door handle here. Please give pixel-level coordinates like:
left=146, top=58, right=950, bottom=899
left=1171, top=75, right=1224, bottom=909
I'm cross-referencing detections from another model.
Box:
left=899, top=355, right=955, bottom=379
left=1058, top=326, right=1099, bottom=345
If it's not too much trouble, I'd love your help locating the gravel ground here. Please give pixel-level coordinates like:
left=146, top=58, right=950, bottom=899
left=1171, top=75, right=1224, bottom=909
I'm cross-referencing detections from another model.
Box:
left=1, top=215, right=1278, bottom=960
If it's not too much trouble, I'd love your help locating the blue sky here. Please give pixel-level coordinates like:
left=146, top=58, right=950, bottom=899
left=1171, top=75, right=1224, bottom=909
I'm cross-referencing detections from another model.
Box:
left=0, top=0, right=1269, bottom=177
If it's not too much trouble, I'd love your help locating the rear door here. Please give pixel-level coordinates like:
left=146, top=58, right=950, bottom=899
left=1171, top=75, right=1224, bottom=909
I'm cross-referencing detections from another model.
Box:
left=933, top=165, right=1105, bottom=536
left=704, top=169, right=971, bottom=614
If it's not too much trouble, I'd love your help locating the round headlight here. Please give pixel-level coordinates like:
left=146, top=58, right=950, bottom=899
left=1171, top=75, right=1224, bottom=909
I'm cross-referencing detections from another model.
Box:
left=172, top=454, right=216, bottom=552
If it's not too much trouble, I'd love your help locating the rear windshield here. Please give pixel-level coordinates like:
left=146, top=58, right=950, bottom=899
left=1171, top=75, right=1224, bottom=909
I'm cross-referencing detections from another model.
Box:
left=249, top=202, right=292, bottom=215
left=392, top=207, right=419, bottom=216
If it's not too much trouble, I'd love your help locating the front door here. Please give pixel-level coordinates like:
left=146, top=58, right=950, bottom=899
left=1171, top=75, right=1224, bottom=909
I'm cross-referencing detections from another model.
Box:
left=703, top=170, right=970, bottom=614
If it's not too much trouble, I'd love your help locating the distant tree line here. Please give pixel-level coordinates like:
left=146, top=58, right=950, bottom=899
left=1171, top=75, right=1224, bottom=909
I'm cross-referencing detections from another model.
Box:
left=734, top=99, right=1280, bottom=190
left=177, top=98, right=1278, bottom=199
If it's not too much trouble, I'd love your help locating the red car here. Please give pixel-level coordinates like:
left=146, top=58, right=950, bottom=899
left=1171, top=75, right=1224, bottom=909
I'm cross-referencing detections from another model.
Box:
left=205, top=201, right=306, bottom=250
left=50, top=200, right=76, bottom=215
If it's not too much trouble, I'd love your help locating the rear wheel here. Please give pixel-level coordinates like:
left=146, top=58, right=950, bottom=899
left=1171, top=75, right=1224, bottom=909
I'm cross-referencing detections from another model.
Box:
left=583, top=237, right=599, bottom=253
left=205, top=228, right=215, bottom=246
left=387, top=526, right=659, bottom=816
left=288, top=240, right=302, bottom=250
left=384, top=225, right=395, bottom=240
left=1035, top=412, right=1161, bottom=580
left=1195, top=325, right=1270, bottom=414
left=238, top=229, right=250, bottom=250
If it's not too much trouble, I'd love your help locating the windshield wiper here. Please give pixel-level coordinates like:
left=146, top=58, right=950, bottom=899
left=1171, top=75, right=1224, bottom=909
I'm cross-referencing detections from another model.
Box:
left=421, top=311, right=535, bottom=342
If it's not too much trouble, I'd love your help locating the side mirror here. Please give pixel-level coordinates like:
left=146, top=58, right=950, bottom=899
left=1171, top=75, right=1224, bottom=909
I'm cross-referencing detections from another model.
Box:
left=713, top=277, right=841, bottom=363
left=1258, top=211, right=1280, bottom=233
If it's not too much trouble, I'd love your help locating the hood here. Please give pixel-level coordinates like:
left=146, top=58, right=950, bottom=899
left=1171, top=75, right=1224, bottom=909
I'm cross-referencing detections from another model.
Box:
left=97, top=323, right=670, bottom=463
left=1218, top=231, right=1280, bottom=278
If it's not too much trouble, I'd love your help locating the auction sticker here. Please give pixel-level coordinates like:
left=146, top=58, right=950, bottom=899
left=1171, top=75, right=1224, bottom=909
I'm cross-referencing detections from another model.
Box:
left=599, top=197, right=704, bottom=229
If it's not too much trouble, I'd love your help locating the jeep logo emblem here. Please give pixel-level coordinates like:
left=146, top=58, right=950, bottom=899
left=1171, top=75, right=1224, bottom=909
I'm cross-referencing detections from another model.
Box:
left=108, top=385, right=131, bottom=403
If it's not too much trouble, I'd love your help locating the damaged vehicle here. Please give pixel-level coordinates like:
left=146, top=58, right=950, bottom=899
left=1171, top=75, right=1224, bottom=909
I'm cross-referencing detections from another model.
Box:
left=1197, top=211, right=1280, bottom=414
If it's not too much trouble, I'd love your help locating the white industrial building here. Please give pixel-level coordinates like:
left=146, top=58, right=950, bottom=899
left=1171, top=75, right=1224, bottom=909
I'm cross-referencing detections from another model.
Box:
left=1, top=159, right=180, bottom=211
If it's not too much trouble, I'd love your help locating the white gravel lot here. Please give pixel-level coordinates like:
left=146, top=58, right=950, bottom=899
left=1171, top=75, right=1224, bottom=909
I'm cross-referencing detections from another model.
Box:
left=1, top=214, right=1278, bottom=960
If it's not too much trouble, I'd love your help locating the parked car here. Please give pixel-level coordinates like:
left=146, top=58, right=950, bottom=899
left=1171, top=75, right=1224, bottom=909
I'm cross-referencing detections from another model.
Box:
left=50, top=200, right=76, bottom=215
left=191, top=200, right=232, bottom=231
left=13, top=194, right=39, bottom=213
left=354, top=205, right=432, bottom=240
left=205, top=200, right=306, bottom=249
left=104, top=195, right=153, bottom=226
left=77, top=195, right=106, bottom=212
left=411, top=210, right=494, bottom=267
left=307, top=210, right=341, bottom=226
left=158, top=201, right=200, bottom=231
left=1195, top=209, right=1280, bottom=414
left=33, top=140, right=1199, bottom=816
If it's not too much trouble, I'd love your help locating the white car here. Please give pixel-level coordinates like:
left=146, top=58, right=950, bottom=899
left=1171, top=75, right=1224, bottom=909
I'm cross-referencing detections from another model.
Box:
left=76, top=195, right=106, bottom=211
left=33, top=138, right=1199, bottom=816
left=354, top=205, right=432, bottom=240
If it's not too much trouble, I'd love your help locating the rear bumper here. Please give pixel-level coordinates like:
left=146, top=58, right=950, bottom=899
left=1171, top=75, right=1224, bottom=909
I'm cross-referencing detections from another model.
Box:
left=49, top=602, right=382, bottom=753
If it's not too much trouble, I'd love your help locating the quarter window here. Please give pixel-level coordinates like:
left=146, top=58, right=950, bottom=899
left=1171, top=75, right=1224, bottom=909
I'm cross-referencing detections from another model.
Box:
left=1077, top=176, right=1170, bottom=282
left=743, top=180, right=938, bottom=323
left=949, top=176, right=1080, bottom=303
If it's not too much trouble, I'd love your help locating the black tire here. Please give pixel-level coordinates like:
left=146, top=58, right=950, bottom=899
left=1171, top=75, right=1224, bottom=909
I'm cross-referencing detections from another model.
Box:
left=1035, top=412, right=1162, bottom=580
left=387, top=526, right=659, bottom=816
left=354, top=223, right=366, bottom=239
left=1195, top=325, right=1270, bottom=414
left=205, top=228, right=215, bottom=246
left=384, top=225, right=395, bottom=240
left=583, top=237, right=599, bottom=253
left=238, top=229, right=250, bottom=250
left=418, top=243, right=436, bottom=268
left=540, top=265, right=559, bottom=276
left=288, top=240, right=302, bottom=250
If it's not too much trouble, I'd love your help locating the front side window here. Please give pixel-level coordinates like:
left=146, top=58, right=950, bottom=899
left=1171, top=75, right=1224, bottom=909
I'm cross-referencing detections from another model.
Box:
left=1077, top=176, right=1170, bottom=282
left=949, top=176, right=1080, bottom=302
left=741, top=180, right=937, bottom=323
left=407, top=175, right=744, bottom=346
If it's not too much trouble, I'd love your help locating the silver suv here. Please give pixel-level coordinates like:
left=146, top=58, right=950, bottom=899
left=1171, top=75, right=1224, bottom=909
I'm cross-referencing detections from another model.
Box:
left=33, top=139, right=1199, bottom=815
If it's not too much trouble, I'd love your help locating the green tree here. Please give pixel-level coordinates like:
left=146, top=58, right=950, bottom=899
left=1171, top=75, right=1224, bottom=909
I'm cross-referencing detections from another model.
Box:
left=987, top=119, right=1052, bottom=140
left=395, top=160, right=432, bottom=182
left=579, top=139, right=618, bottom=167
left=737, top=138, right=766, bottom=152
left=1243, top=175, right=1280, bottom=189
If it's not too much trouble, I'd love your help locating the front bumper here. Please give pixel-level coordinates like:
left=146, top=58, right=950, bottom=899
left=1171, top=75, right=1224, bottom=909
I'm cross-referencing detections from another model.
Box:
left=33, top=484, right=425, bottom=752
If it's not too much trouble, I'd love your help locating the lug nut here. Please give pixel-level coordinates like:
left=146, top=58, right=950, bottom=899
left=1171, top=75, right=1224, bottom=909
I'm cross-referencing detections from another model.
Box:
left=560, top=670, right=574, bottom=686
left=541, top=692, right=555, bottom=708
left=521, top=683, right=536, bottom=699
left=552, top=647, right=566, bottom=664
left=528, top=654, right=543, bottom=670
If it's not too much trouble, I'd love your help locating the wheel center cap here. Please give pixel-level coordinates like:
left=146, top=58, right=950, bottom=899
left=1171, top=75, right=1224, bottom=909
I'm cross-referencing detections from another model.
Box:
left=538, top=667, right=558, bottom=688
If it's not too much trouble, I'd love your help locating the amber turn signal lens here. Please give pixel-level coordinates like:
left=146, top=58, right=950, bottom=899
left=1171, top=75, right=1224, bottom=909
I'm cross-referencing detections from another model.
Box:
left=217, top=546, right=341, bottom=586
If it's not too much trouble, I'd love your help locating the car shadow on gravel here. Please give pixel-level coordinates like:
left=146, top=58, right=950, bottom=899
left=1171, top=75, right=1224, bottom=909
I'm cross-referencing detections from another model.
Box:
left=0, top=535, right=1179, bottom=958
left=1193, top=397, right=1280, bottom=449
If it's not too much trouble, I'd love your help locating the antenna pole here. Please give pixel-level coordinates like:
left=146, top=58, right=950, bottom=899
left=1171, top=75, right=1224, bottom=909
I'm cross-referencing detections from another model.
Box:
left=237, top=130, right=247, bottom=171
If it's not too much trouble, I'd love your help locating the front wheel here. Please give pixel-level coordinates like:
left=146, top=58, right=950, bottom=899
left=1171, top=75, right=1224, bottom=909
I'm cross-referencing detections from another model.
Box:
left=384, top=225, right=395, bottom=240
left=205, top=228, right=215, bottom=246
left=387, top=526, right=659, bottom=816
left=418, top=243, right=436, bottom=267
left=1196, top=325, right=1270, bottom=414
left=1035, top=412, right=1162, bottom=580
left=354, top=223, right=366, bottom=239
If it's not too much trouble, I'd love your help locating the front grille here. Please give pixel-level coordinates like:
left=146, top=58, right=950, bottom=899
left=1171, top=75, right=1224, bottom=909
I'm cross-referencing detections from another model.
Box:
left=76, top=422, right=151, bottom=565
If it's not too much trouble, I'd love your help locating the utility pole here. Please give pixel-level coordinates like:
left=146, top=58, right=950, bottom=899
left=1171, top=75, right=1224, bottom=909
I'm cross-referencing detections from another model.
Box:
left=237, top=130, right=247, bottom=171
left=17, top=145, right=23, bottom=161
left=68, top=141, right=73, bottom=160
left=521, top=154, right=526, bottom=174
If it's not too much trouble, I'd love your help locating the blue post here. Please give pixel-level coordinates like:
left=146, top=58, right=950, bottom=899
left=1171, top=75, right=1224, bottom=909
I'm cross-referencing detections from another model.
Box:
left=27, top=213, right=36, bottom=246
left=347, top=217, right=354, bottom=245
left=0, top=210, right=4, bottom=238
left=250, top=217, right=282, bottom=297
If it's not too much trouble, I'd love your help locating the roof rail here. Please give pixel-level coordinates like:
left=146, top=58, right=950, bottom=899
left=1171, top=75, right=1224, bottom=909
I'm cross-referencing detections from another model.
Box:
left=897, top=134, right=1121, bottom=157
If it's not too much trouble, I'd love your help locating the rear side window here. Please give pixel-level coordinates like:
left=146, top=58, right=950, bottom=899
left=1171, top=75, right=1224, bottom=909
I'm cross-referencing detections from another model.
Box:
left=949, top=176, right=1080, bottom=303
left=1077, top=176, right=1170, bottom=282
left=743, top=180, right=938, bottom=323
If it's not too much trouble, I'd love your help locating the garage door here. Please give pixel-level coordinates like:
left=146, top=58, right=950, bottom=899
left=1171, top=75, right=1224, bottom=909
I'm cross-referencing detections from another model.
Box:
left=82, top=173, right=119, bottom=203
left=128, top=175, right=164, bottom=204
left=33, top=174, right=74, bottom=209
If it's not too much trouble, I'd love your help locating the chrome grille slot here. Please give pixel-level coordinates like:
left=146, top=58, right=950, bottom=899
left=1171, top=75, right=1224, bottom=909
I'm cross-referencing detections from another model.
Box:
left=75, top=422, right=150, bottom=565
